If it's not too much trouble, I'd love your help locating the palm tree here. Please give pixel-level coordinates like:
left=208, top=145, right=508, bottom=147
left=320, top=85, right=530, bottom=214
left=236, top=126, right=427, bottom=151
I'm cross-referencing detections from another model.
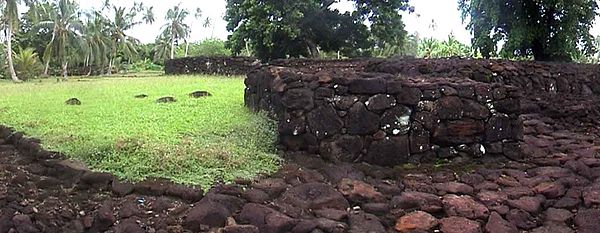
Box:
left=419, top=38, right=440, bottom=58
left=161, top=4, right=190, bottom=59
left=142, top=6, right=155, bottom=25
left=105, top=6, right=141, bottom=75
left=103, top=3, right=153, bottom=75
left=152, top=35, right=171, bottom=63
left=203, top=17, right=213, bottom=38
left=13, top=47, right=43, bottom=80
left=184, top=7, right=202, bottom=57
left=38, top=0, right=83, bottom=79
left=1, top=0, right=22, bottom=82
left=82, top=13, right=111, bottom=75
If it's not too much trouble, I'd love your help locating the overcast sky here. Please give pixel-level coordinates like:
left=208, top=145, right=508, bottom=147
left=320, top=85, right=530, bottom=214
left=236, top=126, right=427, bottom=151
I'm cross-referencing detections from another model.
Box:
left=76, top=0, right=599, bottom=45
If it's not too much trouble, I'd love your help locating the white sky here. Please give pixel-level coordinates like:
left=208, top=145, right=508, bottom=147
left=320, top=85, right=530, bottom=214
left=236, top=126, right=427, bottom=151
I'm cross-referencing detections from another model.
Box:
left=76, top=0, right=600, bottom=45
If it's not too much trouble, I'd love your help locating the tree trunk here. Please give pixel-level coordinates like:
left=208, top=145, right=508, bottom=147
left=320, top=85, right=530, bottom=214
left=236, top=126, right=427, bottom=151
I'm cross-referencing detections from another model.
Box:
left=170, top=34, right=175, bottom=59
left=6, top=26, right=20, bottom=83
left=43, top=60, right=51, bottom=76
left=85, top=54, right=91, bottom=76
left=107, top=59, right=113, bottom=75
left=185, top=40, right=189, bottom=57
left=43, top=28, right=58, bottom=77
left=306, top=40, right=319, bottom=58
left=62, top=61, right=68, bottom=80
left=245, top=40, right=251, bottom=57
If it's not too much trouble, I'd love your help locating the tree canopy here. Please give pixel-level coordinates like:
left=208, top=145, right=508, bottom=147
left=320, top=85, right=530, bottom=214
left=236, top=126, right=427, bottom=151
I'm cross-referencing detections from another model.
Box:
left=224, top=0, right=413, bottom=61
left=459, top=0, right=599, bottom=61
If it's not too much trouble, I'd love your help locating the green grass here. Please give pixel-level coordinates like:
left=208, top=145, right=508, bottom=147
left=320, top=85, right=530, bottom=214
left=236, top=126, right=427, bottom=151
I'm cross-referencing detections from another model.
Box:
left=0, top=76, right=280, bottom=188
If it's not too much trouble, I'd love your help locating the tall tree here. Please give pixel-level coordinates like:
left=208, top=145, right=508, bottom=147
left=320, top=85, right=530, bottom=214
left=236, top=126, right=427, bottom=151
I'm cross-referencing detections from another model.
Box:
left=355, top=0, right=413, bottom=57
left=81, top=13, right=111, bottom=75
left=225, top=0, right=411, bottom=61
left=16, top=0, right=54, bottom=57
left=1, top=0, right=22, bottom=82
left=38, top=0, right=83, bottom=78
left=161, top=4, right=190, bottom=59
left=203, top=17, right=213, bottom=38
left=184, top=7, right=202, bottom=57
left=459, top=0, right=598, bottom=61
left=103, top=3, right=151, bottom=75
left=152, top=35, right=171, bottom=62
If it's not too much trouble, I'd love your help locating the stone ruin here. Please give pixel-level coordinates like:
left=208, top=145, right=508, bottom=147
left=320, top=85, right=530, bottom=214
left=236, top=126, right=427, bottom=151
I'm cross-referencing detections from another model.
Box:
left=165, top=56, right=260, bottom=76
left=245, top=59, right=526, bottom=166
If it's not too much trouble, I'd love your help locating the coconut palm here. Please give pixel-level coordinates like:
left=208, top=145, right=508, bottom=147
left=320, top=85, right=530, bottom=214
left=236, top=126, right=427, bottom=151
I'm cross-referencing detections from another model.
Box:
left=203, top=17, right=213, bottom=38
left=152, top=35, right=171, bottom=63
left=161, top=4, right=190, bottom=59
left=142, top=6, right=155, bottom=24
left=1, top=0, right=22, bottom=82
left=103, top=3, right=153, bottom=75
left=81, top=13, right=111, bottom=75
left=184, top=7, right=202, bottom=57
left=38, top=0, right=84, bottom=79
left=105, top=6, right=140, bottom=74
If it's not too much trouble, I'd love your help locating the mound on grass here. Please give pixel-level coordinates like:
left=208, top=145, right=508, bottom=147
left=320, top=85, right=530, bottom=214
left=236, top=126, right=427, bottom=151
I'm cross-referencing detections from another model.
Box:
left=0, top=76, right=280, bottom=188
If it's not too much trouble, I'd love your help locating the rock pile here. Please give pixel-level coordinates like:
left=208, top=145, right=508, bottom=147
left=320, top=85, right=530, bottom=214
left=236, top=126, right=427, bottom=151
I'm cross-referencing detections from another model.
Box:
left=65, top=98, right=82, bottom=105
left=156, top=96, right=177, bottom=103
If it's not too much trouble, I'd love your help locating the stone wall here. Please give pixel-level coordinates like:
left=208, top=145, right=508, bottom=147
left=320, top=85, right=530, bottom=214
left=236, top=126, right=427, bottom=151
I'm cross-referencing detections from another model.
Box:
left=245, top=61, right=524, bottom=166
left=366, top=58, right=600, bottom=95
left=165, top=56, right=259, bottom=76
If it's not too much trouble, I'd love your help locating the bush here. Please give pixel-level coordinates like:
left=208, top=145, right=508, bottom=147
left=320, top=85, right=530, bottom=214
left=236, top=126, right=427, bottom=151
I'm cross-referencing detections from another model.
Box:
left=13, top=47, right=43, bottom=81
left=128, top=59, right=164, bottom=72
left=178, top=39, right=232, bottom=57
left=418, top=36, right=473, bottom=58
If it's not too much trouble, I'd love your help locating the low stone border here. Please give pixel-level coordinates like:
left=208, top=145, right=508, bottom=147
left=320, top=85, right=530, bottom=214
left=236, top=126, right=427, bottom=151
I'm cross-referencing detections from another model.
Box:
left=0, top=125, right=204, bottom=203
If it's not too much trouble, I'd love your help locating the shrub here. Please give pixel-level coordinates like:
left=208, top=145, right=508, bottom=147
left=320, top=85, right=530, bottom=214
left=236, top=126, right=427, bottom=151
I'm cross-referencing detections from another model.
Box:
left=128, top=59, right=164, bottom=72
left=13, top=47, right=43, bottom=81
left=418, top=35, right=473, bottom=58
left=179, top=39, right=232, bottom=57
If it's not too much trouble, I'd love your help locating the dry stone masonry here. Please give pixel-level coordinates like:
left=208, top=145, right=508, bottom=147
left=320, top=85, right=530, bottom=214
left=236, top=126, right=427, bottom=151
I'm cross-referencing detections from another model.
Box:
left=165, top=56, right=260, bottom=76
left=3, top=58, right=600, bottom=233
left=245, top=59, right=525, bottom=166
left=366, top=58, right=600, bottom=95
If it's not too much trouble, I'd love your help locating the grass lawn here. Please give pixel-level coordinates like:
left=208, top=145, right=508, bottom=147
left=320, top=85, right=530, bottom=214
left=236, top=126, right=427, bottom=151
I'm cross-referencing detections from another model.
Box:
left=0, top=75, right=280, bottom=188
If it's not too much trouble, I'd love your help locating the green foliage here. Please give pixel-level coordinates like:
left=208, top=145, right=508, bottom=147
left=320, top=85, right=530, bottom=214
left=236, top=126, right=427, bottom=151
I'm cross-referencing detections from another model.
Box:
left=128, top=59, right=163, bottom=72
left=81, top=13, right=111, bottom=71
left=459, top=0, right=599, bottom=61
left=355, top=0, right=413, bottom=56
left=225, top=0, right=413, bottom=61
left=177, top=39, right=232, bottom=57
left=419, top=35, right=473, bottom=58
left=152, top=36, right=171, bottom=64
left=1, top=0, right=20, bottom=30
left=13, top=47, right=43, bottom=80
left=0, top=76, right=279, bottom=187
left=573, top=36, right=600, bottom=64
left=376, top=33, right=419, bottom=58
left=15, top=1, right=54, bottom=57
left=38, top=0, right=84, bottom=77
left=160, top=4, right=190, bottom=60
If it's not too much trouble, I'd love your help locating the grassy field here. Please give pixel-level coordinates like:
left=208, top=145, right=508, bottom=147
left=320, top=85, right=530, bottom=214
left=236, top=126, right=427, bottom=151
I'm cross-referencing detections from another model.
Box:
left=0, top=75, right=279, bottom=188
